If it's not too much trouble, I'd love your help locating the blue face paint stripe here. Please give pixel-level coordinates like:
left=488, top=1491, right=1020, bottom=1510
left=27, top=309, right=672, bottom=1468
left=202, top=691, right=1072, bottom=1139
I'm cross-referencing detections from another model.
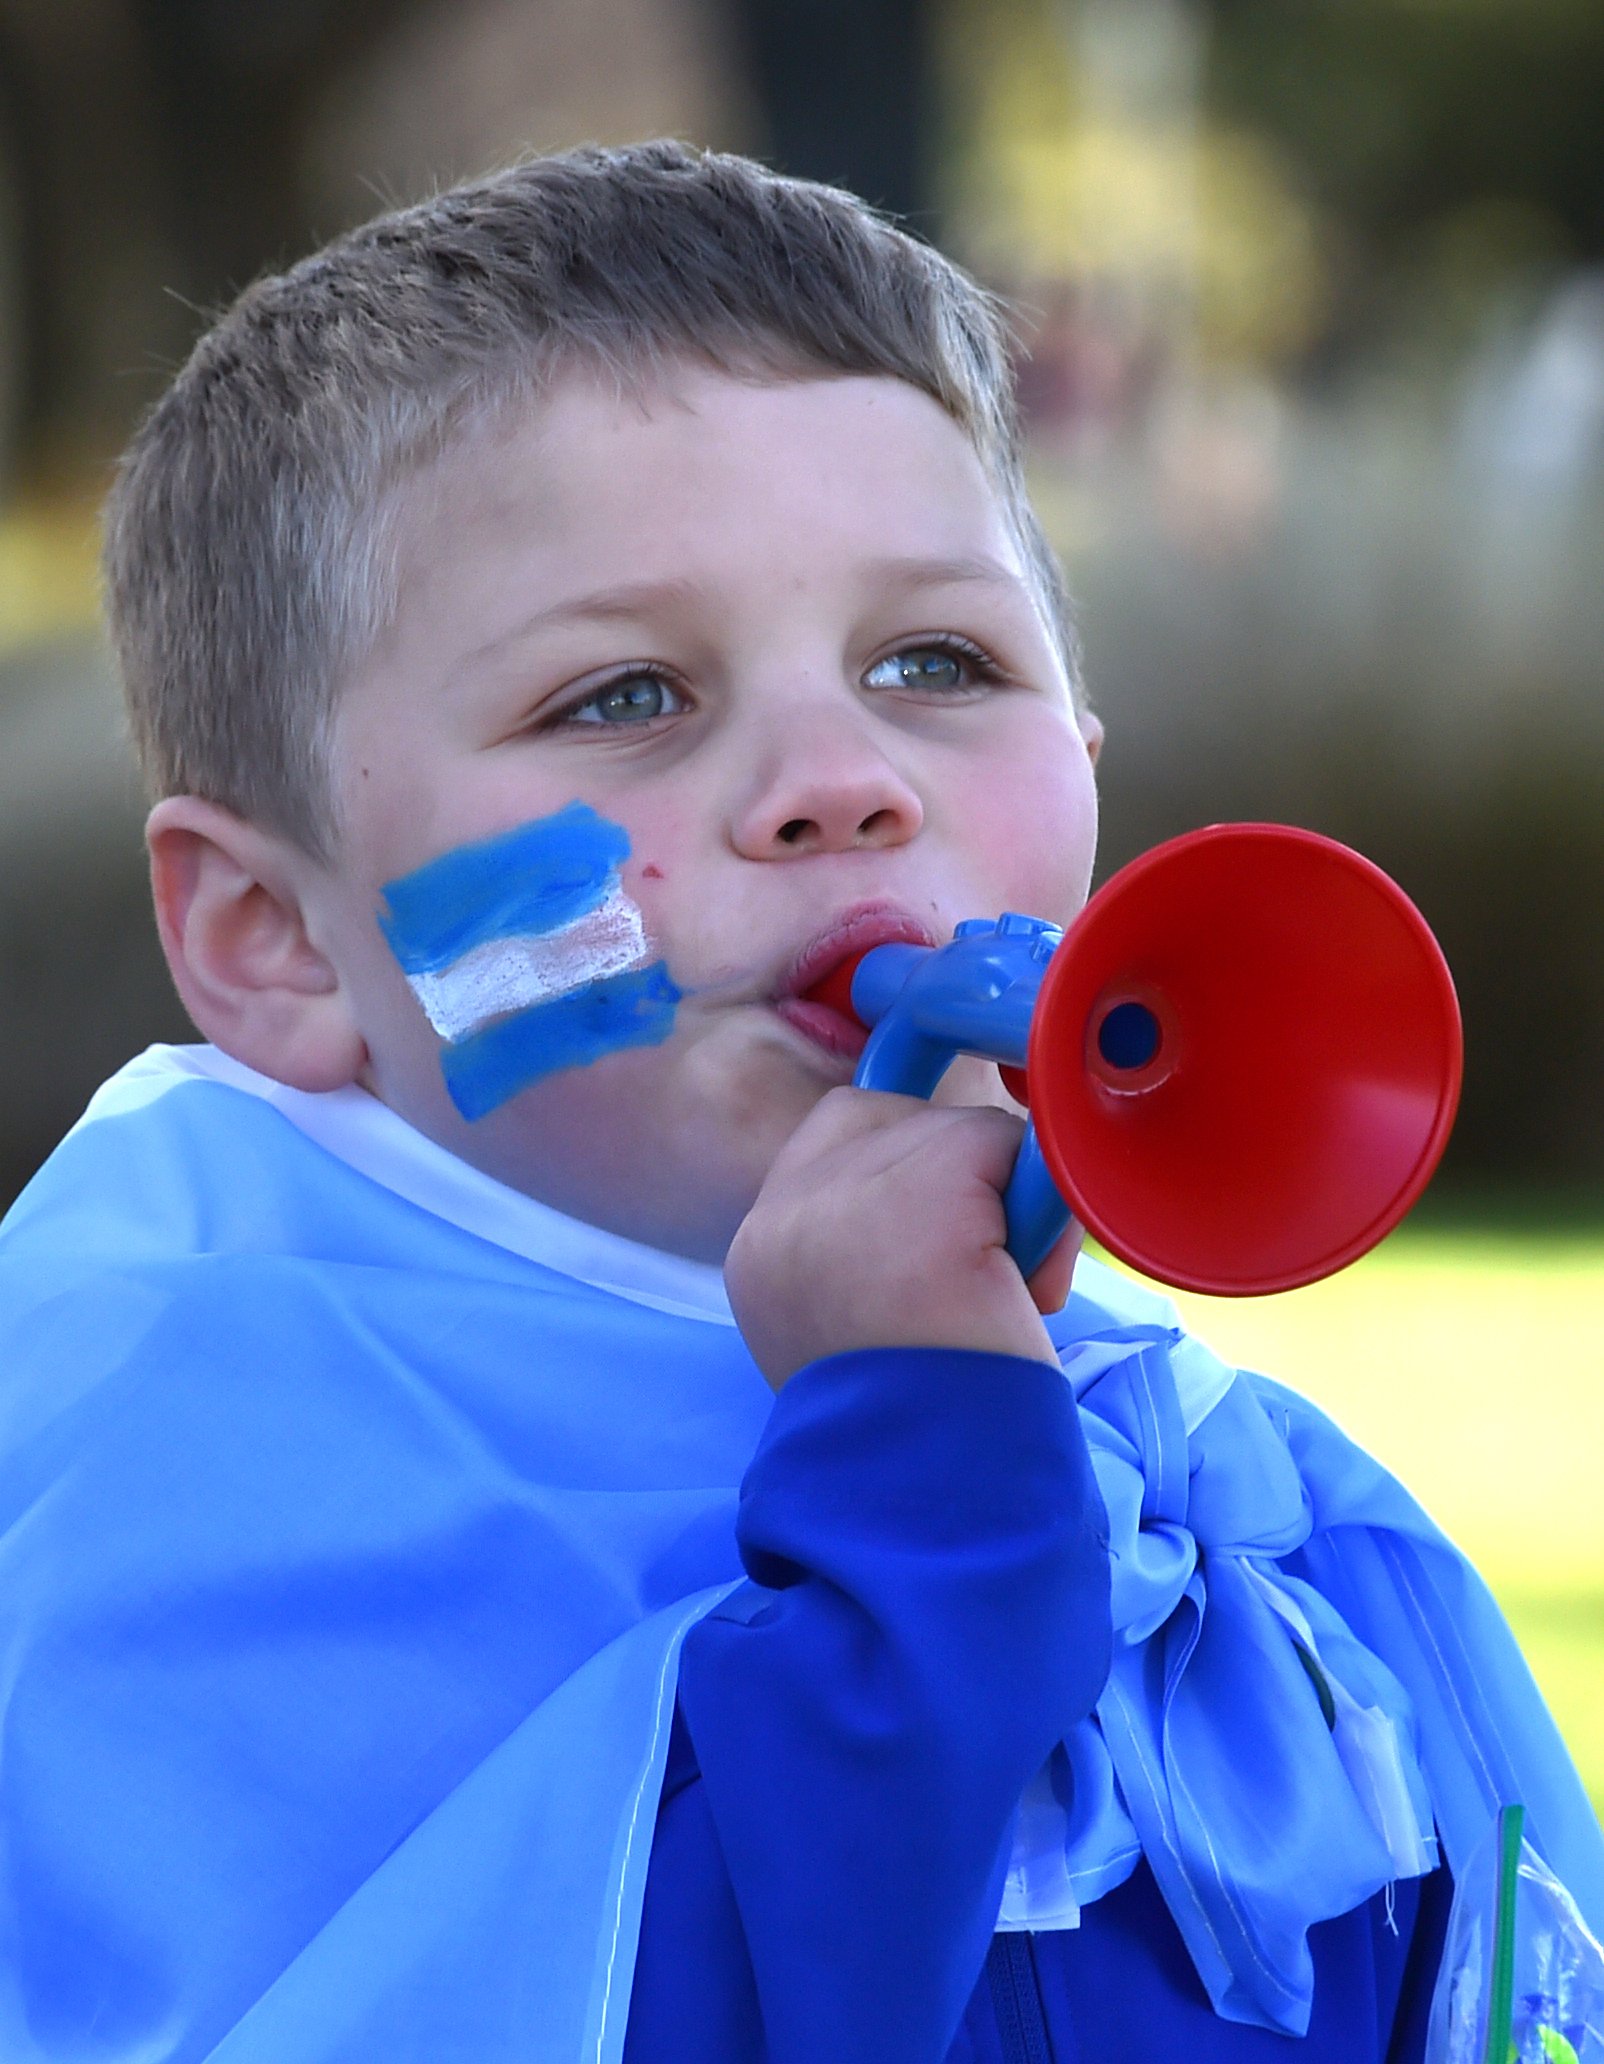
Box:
left=378, top=804, right=633, bottom=976
left=440, top=961, right=683, bottom=1120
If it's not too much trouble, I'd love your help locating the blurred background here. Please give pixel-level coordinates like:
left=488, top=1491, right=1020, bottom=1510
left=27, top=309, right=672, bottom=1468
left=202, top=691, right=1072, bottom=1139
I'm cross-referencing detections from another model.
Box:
left=0, top=0, right=1600, bottom=1797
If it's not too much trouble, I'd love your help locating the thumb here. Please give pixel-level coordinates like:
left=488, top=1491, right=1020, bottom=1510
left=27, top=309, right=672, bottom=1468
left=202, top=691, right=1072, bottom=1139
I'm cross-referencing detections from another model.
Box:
left=1025, top=1225, right=1081, bottom=1318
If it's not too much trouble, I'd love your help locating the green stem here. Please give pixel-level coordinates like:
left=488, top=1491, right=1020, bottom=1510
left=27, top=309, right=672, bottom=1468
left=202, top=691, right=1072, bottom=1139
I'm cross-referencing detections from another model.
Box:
left=1485, top=1802, right=1524, bottom=2064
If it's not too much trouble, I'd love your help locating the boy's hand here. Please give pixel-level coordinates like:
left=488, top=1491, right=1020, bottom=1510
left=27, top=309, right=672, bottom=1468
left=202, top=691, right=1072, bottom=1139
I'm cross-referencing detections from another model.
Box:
left=725, top=1086, right=1079, bottom=1391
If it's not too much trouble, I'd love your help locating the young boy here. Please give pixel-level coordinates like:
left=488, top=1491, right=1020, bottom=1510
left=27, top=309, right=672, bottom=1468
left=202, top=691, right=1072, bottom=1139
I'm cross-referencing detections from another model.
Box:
left=1, top=141, right=1598, bottom=2064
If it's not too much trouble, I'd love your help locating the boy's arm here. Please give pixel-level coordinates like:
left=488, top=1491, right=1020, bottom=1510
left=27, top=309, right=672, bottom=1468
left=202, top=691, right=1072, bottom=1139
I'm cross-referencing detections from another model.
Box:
left=626, top=1088, right=1111, bottom=2064
left=628, top=1344, right=1110, bottom=2064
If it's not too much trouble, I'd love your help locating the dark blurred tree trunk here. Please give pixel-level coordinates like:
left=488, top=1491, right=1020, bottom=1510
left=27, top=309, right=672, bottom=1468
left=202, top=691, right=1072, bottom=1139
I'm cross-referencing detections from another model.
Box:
left=0, top=0, right=173, bottom=469
left=125, top=0, right=425, bottom=306
left=0, top=22, right=32, bottom=482
left=728, top=0, right=939, bottom=232
left=0, top=0, right=422, bottom=471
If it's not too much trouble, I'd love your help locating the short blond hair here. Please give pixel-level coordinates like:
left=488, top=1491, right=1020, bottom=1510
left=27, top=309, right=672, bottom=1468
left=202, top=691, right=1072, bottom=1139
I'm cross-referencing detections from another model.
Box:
left=103, top=140, right=1078, bottom=859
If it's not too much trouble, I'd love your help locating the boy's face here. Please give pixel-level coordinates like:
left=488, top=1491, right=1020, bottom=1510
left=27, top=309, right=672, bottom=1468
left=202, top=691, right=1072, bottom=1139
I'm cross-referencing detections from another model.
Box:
left=303, top=364, right=1101, bottom=1258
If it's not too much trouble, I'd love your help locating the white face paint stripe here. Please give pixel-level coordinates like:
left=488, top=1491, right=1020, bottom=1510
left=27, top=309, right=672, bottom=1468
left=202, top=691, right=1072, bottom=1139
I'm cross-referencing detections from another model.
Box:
left=405, top=883, right=650, bottom=1043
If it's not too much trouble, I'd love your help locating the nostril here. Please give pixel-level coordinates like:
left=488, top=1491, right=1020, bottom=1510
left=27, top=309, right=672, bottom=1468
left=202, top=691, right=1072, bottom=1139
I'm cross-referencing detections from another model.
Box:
left=856, top=809, right=896, bottom=843
left=777, top=819, right=812, bottom=846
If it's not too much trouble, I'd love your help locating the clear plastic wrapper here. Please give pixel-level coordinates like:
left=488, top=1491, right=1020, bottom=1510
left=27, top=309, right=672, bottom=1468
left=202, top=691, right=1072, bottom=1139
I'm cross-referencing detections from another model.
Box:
left=1429, top=1805, right=1604, bottom=2063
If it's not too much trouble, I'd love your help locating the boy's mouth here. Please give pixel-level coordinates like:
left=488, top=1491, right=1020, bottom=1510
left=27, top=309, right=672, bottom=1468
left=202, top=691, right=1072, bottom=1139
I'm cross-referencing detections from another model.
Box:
left=772, top=901, right=937, bottom=1060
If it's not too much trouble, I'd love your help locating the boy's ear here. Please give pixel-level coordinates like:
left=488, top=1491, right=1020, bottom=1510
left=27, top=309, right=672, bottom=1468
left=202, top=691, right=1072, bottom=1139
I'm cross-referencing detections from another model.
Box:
left=146, top=796, right=367, bottom=1092
left=1080, top=709, right=1104, bottom=766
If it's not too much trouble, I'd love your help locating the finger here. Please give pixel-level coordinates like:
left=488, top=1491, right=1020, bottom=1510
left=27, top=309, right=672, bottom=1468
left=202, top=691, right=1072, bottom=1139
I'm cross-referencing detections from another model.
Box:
left=1025, top=1224, right=1082, bottom=1316
left=778, top=1083, right=1023, bottom=1172
left=776, top=1083, right=926, bottom=1155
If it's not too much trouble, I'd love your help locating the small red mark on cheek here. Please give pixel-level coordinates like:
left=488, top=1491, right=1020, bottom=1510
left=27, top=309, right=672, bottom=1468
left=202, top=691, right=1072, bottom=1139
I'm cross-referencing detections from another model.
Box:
left=641, top=863, right=665, bottom=880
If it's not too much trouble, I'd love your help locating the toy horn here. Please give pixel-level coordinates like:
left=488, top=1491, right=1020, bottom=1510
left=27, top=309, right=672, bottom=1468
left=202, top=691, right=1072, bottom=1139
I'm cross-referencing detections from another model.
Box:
left=803, top=824, right=1463, bottom=1296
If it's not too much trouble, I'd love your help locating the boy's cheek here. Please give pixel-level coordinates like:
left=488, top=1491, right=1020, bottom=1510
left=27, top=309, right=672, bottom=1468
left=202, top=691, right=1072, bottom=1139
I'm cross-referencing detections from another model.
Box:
left=989, top=739, right=1099, bottom=927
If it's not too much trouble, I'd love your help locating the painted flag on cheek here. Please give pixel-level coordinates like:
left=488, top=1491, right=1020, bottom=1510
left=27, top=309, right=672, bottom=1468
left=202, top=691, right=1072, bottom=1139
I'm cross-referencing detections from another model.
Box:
left=378, top=803, right=682, bottom=1121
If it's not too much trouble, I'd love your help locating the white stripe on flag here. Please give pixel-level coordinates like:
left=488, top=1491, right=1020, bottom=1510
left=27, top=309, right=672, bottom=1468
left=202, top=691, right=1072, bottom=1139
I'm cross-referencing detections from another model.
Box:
left=406, top=883, right=650, bottom=1043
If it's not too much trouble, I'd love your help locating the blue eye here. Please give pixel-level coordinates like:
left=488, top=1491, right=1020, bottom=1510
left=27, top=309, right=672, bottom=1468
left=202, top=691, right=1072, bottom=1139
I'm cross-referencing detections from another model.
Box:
left=566, top=672, right=686, bottom=725
left=863, top=642, right=995, bottom=694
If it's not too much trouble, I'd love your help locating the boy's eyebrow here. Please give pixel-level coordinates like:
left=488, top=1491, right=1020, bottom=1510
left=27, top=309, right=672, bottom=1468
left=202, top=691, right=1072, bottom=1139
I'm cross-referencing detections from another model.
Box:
left=457, top=556, right=1026, bottom=677
left=858, top=552, right=1026, bottom=595
left=457, top=577, right=706, bottom=675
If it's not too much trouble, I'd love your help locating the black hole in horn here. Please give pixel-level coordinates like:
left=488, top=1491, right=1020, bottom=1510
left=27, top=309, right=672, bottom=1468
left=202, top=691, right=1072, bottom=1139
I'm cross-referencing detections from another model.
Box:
left=1097, top=1000, right=1162, bottom=1072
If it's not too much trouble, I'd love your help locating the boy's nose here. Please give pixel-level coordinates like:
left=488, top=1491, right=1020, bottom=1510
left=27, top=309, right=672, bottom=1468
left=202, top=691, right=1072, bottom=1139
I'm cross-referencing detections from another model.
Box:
left=728, top=724, right=925, bottom=860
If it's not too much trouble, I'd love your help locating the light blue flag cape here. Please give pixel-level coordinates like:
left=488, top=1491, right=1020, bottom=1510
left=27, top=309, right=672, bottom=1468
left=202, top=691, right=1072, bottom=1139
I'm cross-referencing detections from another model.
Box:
left=1, top=1052, right=1600, bottom=2061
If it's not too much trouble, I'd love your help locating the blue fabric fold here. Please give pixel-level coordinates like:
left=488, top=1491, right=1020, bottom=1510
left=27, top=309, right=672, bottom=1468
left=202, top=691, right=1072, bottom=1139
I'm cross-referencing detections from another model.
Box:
left=1051, top=1317, right=1604, bottom=2036
left=0, top=1062, right=1599, bottom=2059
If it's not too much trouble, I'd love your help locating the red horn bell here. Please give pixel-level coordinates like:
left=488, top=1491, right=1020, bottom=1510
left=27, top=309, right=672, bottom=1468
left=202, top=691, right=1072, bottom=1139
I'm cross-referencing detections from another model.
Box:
left=1026, top=824, right=1463, bottom=1295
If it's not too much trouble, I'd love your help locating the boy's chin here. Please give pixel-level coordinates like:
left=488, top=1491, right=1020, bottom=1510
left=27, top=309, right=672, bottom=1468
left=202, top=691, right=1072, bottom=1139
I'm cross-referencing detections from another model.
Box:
left=450, top=1021, right=1014, bottom=1262
left=715, top=1015, right=857, bottom=1114
left=394, top=1033, right=832, bottom=1263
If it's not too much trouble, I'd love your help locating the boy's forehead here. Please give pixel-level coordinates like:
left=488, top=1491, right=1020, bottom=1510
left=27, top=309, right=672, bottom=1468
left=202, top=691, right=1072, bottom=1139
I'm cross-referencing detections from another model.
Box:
left=396, top=362, right=1029, bottom=593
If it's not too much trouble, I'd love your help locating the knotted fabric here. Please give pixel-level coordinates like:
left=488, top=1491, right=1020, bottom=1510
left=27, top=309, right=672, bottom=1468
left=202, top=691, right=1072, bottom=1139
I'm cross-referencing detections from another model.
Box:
left=1049, top=1307, right=1604, bottom=2034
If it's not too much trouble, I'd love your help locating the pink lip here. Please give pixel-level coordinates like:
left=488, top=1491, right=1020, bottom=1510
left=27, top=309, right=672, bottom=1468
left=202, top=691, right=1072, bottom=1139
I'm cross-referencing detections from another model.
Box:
left=772, top=901, right=937, bottom=1060
left=771, top=997, right=872, bottom=1061
left=776, top=900, right=939, bottom=1002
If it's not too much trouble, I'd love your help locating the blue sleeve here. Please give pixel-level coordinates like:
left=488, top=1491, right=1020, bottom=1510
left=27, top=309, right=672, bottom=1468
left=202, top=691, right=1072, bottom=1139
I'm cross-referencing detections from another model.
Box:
left=1010, top=1851, right=1455, bottom=2063
left=624, top=1345, right=1112, bottom=2064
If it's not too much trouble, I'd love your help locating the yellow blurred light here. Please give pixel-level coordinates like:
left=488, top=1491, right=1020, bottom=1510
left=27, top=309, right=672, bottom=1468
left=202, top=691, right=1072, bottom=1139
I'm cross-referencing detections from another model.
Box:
left=0, top=496, right=102, bottom=658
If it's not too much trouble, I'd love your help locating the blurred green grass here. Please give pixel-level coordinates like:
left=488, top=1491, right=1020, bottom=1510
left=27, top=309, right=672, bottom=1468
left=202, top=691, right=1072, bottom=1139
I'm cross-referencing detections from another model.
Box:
left=1109, top=1226, right=1604, bottom=1819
